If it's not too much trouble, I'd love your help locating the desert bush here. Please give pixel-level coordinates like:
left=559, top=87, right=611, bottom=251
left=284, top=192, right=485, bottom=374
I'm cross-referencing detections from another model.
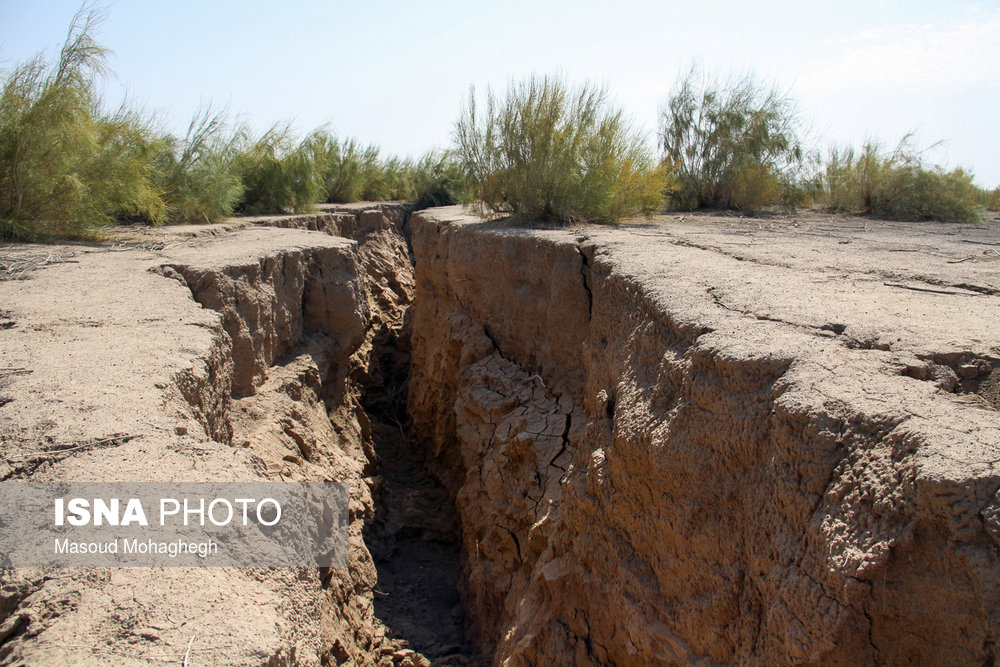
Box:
left=359, top=155, right=411, bottom=202
left=376, top=156, right=415, bottom=201
left=659, top=67, right=805, bottom=212
left=0, top=5, right=165, bottom=239
left=977, top=185, right=1000, bottom=212
left=454, top=74, right=666, bottom=224
left=314, top=136, right=466, bottom=207
left=309, top=134, right=382, bottom=203
left=152, top=106, right=243, bottom=223
left=313, top=135, right=466, bottom=205
left=823, top=136, right=982, bottom=223
left=409, top=150, right=466, bottom=208
left=230, top=124, right=324, bottom=215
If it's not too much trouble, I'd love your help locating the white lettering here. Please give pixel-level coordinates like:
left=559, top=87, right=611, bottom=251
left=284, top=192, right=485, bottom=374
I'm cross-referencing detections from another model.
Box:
left=257, top=498, right=281, bottom=526
left=121, top=498, right=148, bottom=526
left=67, top=498, right=90, bottom=527
left=160, top=498, right=180, bottom=524
left=93, top=498, right=118, bottom=526
left=235, top=498, right=254, bottom=524
left=208, top=499, right=233, bottom=526
left=54, top=538, right=118, bottom=554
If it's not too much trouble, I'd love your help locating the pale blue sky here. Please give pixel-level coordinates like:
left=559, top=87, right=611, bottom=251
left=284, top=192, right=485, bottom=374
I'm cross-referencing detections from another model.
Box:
left=2, top=0, right=999, bottom=186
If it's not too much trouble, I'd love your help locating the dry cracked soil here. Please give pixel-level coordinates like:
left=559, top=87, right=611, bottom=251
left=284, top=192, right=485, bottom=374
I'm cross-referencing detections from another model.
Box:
left=0, top=204, right=998, bottom=666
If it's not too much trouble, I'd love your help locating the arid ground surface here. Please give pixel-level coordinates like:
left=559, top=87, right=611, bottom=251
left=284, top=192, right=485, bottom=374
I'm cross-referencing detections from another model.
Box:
left=1, top=206, right=998, bottom=665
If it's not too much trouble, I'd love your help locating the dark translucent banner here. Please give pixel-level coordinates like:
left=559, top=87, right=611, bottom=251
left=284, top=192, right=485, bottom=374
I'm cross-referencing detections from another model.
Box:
left=0, top=482, right=349, bottom=567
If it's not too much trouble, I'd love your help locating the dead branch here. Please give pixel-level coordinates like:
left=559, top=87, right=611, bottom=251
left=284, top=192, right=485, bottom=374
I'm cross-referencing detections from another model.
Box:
left=7, top=433, right=137, bottom=461
left=882, top=282, right=975, bottom=296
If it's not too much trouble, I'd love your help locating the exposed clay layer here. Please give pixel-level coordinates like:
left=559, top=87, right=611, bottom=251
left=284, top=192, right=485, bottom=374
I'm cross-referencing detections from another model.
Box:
left=407, top=207, right=1000, bottom=665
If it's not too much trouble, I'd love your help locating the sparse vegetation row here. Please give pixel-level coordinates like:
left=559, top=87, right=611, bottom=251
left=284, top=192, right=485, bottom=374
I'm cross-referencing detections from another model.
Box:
left=1, top=7, right=995, bottom=239
left=0, top=7, right=466, bottom=240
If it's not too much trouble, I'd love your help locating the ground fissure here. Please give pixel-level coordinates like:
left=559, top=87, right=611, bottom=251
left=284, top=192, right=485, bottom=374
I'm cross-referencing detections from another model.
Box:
left=0, top=205, right=999, bottom=665
left=255, top=205, right=483, bottom=664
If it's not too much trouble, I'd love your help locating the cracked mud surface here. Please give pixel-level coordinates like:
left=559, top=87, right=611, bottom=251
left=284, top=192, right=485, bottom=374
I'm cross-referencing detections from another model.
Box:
left=408, top=206, right=1000, bottom=664
left=599, top=211, right=999, bottom=360
left=0, top=205, right=998, bottom=665
left=0, top=210, right=457, bottom=666
left=574, top=210, right=1000, bottom=415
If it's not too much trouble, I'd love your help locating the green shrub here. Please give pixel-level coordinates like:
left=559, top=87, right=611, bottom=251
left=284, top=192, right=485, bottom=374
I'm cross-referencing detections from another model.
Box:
left=315, top=139, right=466, bottom=207
left=659, top=67, right=805, bottom=212
left=304, top=133, right=467, bottom=206
left=976, top=185, right=999, bottom=212
left=823, top=136, right=982, bottom=223
left=454, top=74, right=666, bottom=224
left=0, top=6, right=165, bottom=239
left=360, top=155, right=410, bottom=201
left=409, top=150, right=466, bottom=208
left=308, top=133, right=379, bottom=203
left=152, top=106, right=243, bottom=223
left=230, top=124, right=324, bottom=215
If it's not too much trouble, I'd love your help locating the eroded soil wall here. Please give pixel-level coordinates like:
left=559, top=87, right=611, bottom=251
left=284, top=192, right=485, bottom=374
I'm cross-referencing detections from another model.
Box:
left=407, top=209, right=1000, bottom=665
left=0, top=206, right=449, bottom=666
left=2, top=204, right=999, bottom=666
